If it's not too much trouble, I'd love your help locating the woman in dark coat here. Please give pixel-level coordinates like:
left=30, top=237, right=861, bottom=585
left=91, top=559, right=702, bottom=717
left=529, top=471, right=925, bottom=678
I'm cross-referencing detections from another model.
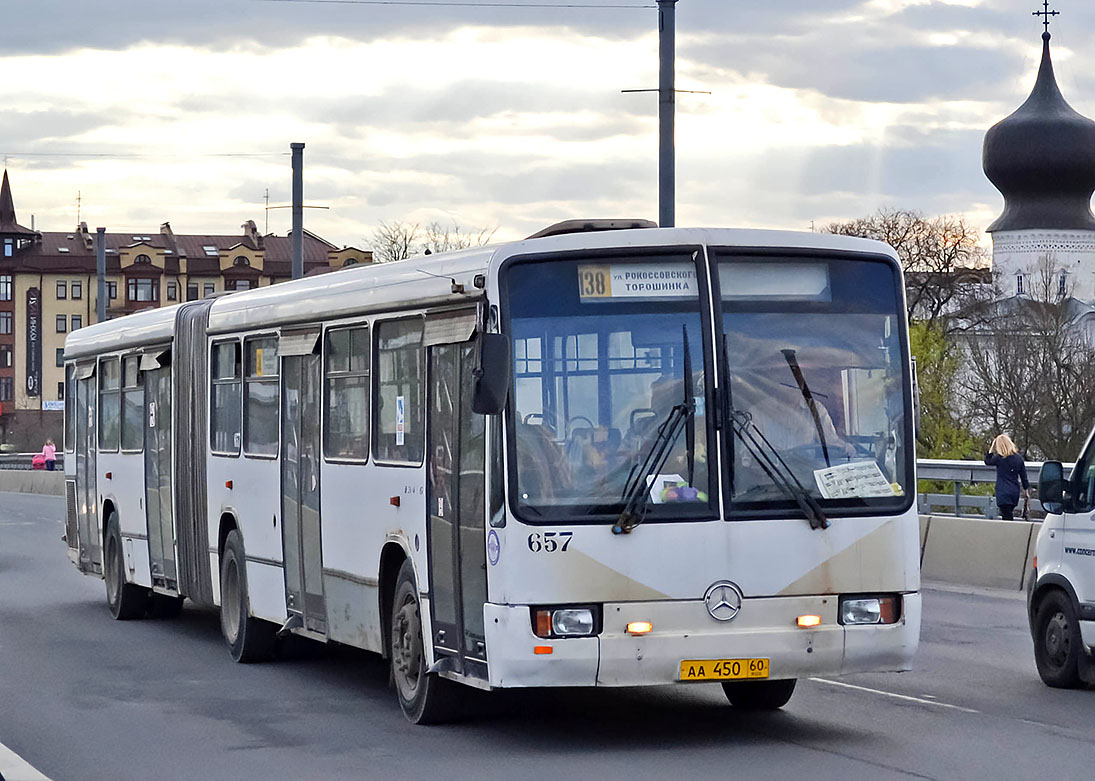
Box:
left=984, top=434, right=1029, bottom=520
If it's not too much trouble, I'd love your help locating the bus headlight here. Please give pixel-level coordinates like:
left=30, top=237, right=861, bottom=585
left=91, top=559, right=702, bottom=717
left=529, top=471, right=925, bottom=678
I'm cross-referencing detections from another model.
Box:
left=552, top=609, right=595, bottom=636
left=839, top=595, right=901, bottom=625
left=531, top=606, right=600, bottom=638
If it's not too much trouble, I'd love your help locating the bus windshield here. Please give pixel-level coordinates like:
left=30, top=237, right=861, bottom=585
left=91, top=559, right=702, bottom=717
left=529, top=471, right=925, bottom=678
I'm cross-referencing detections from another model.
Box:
left=504, top=254, right=712, bottom=521
left=717, top=254, right=912, bottom=514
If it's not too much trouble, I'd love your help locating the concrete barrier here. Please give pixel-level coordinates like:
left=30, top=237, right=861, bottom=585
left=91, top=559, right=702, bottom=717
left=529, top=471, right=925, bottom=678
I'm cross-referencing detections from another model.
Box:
left=0, top=471, right=65, bottom=496
left=919, top=514, right=1036, bottom=591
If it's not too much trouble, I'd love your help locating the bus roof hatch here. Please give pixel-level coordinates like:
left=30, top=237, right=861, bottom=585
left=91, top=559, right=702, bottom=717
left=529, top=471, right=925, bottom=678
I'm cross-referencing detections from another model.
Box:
left=525, top=219, right=658, bottom=240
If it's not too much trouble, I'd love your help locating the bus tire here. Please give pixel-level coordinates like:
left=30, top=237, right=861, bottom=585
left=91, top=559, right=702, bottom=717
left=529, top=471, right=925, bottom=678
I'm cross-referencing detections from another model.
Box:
left=390, top=559, right=459, bottom=724
left=722, top=678, right=796, bottom=710
left=105, top=511, right=149, bottom=620
left=1033, top=590, right=1083, bottom=688
left=220, top=530, right=276, bottom=663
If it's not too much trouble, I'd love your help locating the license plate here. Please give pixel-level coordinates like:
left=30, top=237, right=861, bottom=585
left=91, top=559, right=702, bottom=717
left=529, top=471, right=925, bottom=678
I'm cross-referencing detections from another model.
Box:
left=679, top=658, right=769, bottom=681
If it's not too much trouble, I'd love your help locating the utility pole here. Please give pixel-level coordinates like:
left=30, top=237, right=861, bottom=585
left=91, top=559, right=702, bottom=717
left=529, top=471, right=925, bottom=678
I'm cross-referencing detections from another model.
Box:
left=95, top=227, right=106, bottom=323
left=291, top=142, right=304, bottom=280
left=623, top=2, right=707, bottom=228
left=658, top=0, right=676, bottom=228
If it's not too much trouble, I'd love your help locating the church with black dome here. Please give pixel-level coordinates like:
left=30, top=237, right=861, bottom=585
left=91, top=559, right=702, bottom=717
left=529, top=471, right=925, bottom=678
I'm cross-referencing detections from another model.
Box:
left=984, top=23, right=1095, bottom=304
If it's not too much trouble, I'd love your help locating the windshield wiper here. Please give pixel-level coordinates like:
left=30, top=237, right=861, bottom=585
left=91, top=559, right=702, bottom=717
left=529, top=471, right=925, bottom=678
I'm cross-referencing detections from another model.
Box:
left=613, top=325, right=695, bottom=535
left=723, top=338, right=829, bottom=530
left=781, top=348, right=830, bottom=467
left=727, top=409, right=829, bottom=530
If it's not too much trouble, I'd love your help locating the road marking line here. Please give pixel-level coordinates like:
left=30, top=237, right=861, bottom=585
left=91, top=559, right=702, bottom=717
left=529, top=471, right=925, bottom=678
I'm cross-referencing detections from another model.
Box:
left=0, top=741, right=51, bottom=781
left=809, top=677, right=980, bottom=714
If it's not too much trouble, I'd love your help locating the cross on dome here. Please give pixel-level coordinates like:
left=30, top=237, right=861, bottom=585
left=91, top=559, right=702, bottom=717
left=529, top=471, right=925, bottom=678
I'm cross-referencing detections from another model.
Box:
left=1033, top=1, right=1059, bottom=35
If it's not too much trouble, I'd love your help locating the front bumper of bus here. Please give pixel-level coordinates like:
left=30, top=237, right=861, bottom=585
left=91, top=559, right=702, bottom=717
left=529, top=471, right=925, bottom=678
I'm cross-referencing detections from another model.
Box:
left=483, top=593, right=920, bottom=688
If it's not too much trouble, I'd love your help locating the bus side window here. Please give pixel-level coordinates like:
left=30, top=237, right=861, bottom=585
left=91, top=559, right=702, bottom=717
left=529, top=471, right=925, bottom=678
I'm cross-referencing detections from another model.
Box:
left=324, top=325, right=370, bottom=462
left=98, top=357, right=121, bottom=451
left=374, top=318, right=425, bottom=464
left=244, top=336, right=279, bottom=458
left=121, top=356, right=144, bottom=452
left=64, top=364, right=76, bottom=453
left=211, top=340, right=242, bottom=456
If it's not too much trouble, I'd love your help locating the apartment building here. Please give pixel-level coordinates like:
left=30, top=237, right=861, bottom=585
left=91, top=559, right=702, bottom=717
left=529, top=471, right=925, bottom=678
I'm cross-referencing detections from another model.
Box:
left=0, top=169, right=371, bottom=449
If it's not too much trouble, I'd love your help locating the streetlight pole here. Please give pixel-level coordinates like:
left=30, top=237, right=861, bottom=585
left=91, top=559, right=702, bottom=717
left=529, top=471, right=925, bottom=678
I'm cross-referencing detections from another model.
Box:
left=658, top=0, right=676, bottom=228
left=291, top=142, right=304, bottom=280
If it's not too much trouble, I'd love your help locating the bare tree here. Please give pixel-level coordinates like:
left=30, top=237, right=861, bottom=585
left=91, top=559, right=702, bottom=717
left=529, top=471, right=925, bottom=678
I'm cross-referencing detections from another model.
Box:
left=369, top=220, right=421, bottom=264
left=369, top=219, right=497, bottom=262
left=824, top=209, right=990, bottom=333
left=421, top=220, right=497, bottom=254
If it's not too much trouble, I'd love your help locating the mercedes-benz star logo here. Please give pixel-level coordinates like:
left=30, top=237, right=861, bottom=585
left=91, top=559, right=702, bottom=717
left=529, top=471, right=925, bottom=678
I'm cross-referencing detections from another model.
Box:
left=704, top=580, right=743, bottom=622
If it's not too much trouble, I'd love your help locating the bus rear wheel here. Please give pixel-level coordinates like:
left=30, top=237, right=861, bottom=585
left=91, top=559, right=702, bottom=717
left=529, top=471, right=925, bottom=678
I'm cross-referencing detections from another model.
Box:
left=390, top=559, right=459, bottom=724
left=1034, top=591, right=1083, bottom=688
left=105, top=512, right=148, bottom=620
left=722, top=678, right=796, bottom=710
left=220, top=530, right=276, bottom=663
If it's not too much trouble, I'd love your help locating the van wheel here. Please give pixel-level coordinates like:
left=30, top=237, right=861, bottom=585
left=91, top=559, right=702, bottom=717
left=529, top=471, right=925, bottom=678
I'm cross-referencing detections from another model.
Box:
left=220, top=530, right=276, bottom=663
left=1034, top=591, right=1083, bottom=688
left=105, top=512, right=148, bottom=620
left=722, top=679, right=796, bottom=710
left=390, top=559, right=459, bottom=724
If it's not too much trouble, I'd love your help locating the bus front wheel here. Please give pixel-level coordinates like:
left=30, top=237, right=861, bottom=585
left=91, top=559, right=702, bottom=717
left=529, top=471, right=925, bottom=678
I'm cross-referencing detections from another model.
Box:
left=390, top=559, right=459, bottom=724
left=220, top=530, right=276, bottom=663
left=105, top=512, right=148, bottom=620
left=722, top=678, right=796, bottom=710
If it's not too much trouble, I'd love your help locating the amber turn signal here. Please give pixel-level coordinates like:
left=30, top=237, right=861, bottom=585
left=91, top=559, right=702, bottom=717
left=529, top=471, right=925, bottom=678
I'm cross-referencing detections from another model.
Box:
left=533, top=609, right=552, bottom=638
left=626, top=621, right=653, bottom=635
left=534, top=645, right=553, bottom=655
left=796, top=614, right=822, bottom=628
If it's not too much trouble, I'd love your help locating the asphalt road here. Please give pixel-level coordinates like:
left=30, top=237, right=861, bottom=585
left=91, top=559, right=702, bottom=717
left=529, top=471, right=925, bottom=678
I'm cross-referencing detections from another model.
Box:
left=2, top=492, right=1094, bottom=780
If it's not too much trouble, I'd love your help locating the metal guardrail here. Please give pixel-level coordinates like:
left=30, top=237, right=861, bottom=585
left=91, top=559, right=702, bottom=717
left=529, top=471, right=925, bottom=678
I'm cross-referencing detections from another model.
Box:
left=0, top=453, right=1066, bottom=517
left=917, top=458, right=1074, bottom=520
left=0, top=453, right=65, bottom=471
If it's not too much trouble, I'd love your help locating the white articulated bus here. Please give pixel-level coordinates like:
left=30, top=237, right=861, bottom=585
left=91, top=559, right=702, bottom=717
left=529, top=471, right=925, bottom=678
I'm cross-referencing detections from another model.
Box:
left=63, top=222, right=920, bottom=723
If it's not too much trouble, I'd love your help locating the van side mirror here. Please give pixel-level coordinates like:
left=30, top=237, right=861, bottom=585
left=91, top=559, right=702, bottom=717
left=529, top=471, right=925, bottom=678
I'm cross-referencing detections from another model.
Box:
left=472, top=333, right=511, bottom=415
left=1039, top=461, right=1066, bottom=515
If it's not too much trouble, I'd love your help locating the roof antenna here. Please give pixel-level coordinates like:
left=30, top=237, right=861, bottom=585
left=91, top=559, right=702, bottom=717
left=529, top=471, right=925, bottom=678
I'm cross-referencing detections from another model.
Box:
left=417, top=267, right=464, bottom=294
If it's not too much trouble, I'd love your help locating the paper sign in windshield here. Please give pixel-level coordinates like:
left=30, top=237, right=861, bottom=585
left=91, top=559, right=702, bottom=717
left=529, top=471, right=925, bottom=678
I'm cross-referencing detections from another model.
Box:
left=578, top=264, right=698, bottom=301
left=813, top=461, right=896, bottom=500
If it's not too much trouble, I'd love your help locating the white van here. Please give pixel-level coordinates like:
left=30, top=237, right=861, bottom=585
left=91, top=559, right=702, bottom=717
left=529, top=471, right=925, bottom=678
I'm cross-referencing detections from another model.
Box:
left=1029, top=436, right=1095, bottom=688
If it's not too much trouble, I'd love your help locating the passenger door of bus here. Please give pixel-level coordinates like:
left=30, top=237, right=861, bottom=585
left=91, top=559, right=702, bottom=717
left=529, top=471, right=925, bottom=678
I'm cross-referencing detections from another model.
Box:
left=75, top=363, right=101, bottom=574
left=144, top=358, right=177, bottom=590
left=281, top=334, right=327, bottom=636
left=427, top=334, right=488, bottom=680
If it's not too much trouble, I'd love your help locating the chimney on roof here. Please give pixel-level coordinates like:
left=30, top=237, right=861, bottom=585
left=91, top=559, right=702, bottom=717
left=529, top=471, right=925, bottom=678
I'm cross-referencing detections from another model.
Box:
left=78, top=221, right=94, bottom=250
left=159, top=221, right=179, bottom=256
left=242, top=219, right=262, bottom=249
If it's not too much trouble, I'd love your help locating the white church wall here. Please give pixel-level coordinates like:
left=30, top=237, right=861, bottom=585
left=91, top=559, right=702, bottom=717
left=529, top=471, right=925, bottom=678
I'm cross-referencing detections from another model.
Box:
left=992, top=229, right=1095, bottom=301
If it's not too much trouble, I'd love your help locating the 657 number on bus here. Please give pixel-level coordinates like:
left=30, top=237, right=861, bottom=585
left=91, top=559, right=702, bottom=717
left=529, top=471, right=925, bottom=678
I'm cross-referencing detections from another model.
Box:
left=527, top=531, right=573, bottom=553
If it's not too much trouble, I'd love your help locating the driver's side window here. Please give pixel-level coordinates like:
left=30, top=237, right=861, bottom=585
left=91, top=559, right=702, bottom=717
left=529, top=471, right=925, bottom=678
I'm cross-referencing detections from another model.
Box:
left=1069, top=439, right=1095, bottom=513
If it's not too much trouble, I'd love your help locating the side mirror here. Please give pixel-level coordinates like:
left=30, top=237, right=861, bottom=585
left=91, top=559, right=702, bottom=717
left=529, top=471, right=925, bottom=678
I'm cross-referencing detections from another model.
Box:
left=1039, top=461, right=1066, bottom=515
left=472, top=333, right=511, bottom=415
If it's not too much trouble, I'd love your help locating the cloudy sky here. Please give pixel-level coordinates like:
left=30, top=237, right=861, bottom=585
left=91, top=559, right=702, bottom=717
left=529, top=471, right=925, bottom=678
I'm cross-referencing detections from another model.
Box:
left=2, top=0, right=1094, bottom=248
